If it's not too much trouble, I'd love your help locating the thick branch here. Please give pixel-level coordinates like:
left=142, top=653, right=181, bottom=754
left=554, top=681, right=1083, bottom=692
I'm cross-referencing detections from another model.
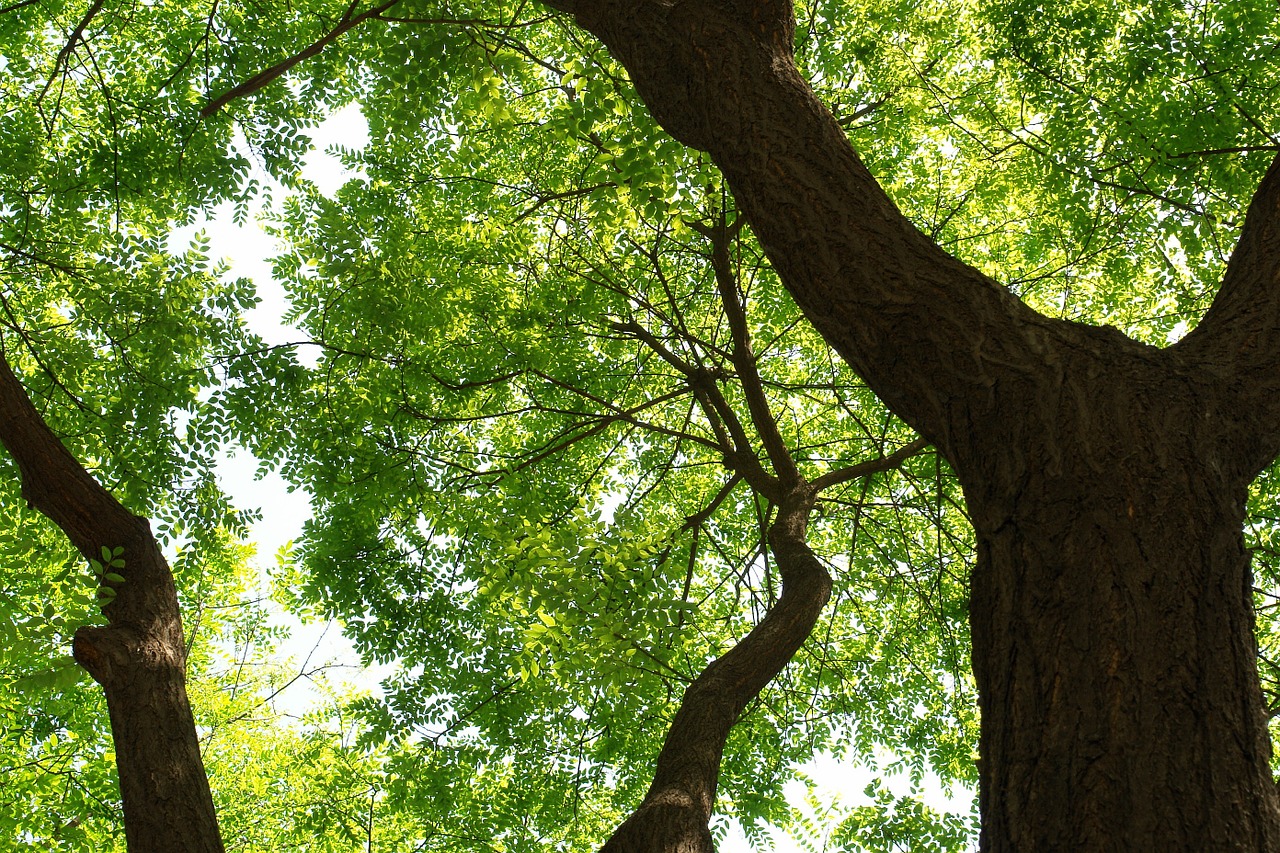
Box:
left=562, top=0, right=1058, bottom=461
left=0, top=356, right=139, bottom=563
left=1177, top=152, right=1280, bottom=473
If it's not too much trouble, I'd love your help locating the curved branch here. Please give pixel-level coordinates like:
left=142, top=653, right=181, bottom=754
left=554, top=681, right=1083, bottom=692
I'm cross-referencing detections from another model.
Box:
left=600, top=483, right=829, bottom=853
left=563, top=0, right=1056, bottom=462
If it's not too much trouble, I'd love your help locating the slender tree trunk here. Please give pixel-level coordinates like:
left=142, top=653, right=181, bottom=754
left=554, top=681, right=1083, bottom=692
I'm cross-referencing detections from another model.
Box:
left=600, top=482, right=831, bottom=853
left=545, top=0, right=1280, bottom=848
left=0, top=356, right=224, bottom=853
left=595, top=214, right=930, bottom=849
left=72, top=534, right=226, bottom=853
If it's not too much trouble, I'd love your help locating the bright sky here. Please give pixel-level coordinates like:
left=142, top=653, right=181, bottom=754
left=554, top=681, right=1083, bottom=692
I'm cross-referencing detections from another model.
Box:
left=174, top=107, right=374, bottom=717
left=187, top=105, right=974, bottom=853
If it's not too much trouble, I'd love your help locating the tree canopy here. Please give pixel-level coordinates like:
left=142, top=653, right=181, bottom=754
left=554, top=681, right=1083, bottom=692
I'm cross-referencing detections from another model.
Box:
left=2, top=0, right=1280, bottom=850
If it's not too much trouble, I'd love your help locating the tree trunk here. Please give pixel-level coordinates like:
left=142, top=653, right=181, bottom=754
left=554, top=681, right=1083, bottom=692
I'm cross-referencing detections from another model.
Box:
left=545, top=0, right=1280, bottom=848
left=0, top=356, right=224, bottom=853
left=72, top=536, right=227, bottom=853
left=959, top=339, right=1280, bottom=850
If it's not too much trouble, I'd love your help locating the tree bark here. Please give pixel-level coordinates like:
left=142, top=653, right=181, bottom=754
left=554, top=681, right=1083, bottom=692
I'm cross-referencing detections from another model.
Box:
left=964, top=340, right=1280, bottom=851
left=548, top=0, right=1280, bottom=848
left=0, top=355, right=224, bottom=853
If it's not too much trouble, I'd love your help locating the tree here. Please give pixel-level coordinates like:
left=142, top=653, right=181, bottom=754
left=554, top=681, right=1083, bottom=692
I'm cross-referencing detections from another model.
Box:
left=4, top=0, right=1280, bottom=850
left=536, top=1, right=1280, bottom=848
left=0, top=1, right=330, bottom=846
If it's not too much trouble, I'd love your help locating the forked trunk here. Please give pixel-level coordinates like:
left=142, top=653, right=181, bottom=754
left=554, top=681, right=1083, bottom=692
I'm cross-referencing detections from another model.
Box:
left=552, top=0, right=1280, bottom=848
left=185, top=0, right=1279, bottom=842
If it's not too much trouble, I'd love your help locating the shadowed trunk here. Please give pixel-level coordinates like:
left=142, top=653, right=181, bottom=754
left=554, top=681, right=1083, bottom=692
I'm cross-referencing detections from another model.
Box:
left=961, top=334, right=1280, bottom=851
left=0, top=355, right=224, bottom=853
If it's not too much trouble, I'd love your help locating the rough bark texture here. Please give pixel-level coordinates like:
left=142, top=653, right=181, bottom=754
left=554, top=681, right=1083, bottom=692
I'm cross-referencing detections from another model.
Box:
left=548, top=0, right=1280, bottom=849
left=0, top=355, right=224, bottom=853
left=963, top=339, right=1279, bottom=851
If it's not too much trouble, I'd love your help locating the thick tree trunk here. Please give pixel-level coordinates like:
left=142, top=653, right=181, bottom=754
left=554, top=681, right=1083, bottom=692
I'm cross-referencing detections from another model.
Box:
left=0, top=356, right=224, bottom=853
left=545, top=0, right=1280, bottom=848
left=972, top=482, right=1276, bottom=850
left=958, top=340, right=1280, bottom=850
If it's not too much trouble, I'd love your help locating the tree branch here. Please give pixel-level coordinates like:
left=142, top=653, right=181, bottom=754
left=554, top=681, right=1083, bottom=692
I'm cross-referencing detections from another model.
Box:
left=810, top=436, right=929, bottom=491
left=1177, top=152, right=1280, bottom=473
left=0, top=356, right=133, bottom=562
left=612, top=317, right=780, bottom=497
left=600, top=482, right=829, bottom=853
left=37, top=0, right=106, bottom=108
left=565, top=0, right=1060, bottom=465
left=0, top=0, right=44, bottom=15
left=702, top=216, right=802, bottom=487
left=199, top=0, right=402, bottom=118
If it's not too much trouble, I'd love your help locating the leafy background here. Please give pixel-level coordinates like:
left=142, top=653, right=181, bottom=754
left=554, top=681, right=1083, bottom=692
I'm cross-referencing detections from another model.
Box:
left=1, top=0, right=1277, bottom=849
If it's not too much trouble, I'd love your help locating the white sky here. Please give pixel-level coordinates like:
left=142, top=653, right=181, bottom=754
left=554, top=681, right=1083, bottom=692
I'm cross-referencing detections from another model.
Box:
left=176, top=107, right=376, bottom=718
left=190, top=105, right=974, bottom=853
